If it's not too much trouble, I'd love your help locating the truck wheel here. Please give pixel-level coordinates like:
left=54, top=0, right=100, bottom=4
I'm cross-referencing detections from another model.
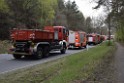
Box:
left=13, top=54, right=22, bottom=59
left=44, top=46, right=49, bottom=57
left=61, top=45, right=66, bottom=54
left=35, top=47, right=43, bottom=59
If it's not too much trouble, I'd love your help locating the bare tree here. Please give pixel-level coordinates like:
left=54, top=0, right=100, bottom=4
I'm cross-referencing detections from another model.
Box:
left=92, top=15, right=105, bottom=34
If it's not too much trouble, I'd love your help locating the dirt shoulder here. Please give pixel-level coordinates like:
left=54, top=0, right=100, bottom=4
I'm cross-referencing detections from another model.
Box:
left=114, top=42, right=124, bottom=83
left=83, top=43, right=117, bottom=83
left=84, top=42, right=124, bottom=83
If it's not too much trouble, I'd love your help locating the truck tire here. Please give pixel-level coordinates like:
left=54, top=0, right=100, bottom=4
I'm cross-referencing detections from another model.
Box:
left=61, top=45, right=66, bottom=54
left=35, top=47, right=43, bottom=59
left=13, top=54, right=22, bottom=59
left=44, top=46, right=49, bottom=57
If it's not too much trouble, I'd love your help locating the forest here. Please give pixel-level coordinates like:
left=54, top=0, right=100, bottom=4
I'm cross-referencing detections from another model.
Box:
left=0, top=0, right=107, bottom=40
left=0, top=0, right=123, bottom=42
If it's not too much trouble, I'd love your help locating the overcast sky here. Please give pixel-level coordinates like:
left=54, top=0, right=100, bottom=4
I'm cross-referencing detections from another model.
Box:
left=65, top=0, right=105, bottom=18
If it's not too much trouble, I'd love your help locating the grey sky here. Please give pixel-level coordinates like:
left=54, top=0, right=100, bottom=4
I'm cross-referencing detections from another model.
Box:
left=65, top=0, right=105, bottom=18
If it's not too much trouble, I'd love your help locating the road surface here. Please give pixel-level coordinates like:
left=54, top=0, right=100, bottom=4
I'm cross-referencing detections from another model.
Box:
left=0, top=46, right=93, bottom=74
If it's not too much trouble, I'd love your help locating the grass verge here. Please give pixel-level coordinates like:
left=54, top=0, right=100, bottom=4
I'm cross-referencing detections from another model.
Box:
left=84, top=41, right=116, bottom=83
left=0, top=41, right=115, bottom=83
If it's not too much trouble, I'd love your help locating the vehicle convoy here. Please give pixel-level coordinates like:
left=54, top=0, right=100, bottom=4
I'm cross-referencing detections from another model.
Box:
left=10, top=26, right=69, bottom=59
left=68, top=30, right=87, bottom=48
left=87, top=33, right=104, bottom=45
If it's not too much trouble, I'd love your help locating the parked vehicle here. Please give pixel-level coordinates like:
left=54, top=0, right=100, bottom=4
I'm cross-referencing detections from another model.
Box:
left=9, top=26, right=69, bottom=59
left=68, top=30, right=87, bottom=48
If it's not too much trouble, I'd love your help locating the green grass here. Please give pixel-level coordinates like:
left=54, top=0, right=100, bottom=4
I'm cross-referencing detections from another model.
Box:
left=0, top=41, right=115, bottom=83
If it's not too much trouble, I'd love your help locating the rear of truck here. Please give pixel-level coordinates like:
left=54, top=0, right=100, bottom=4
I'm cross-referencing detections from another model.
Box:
left=68, top=30, right=86, bottom=48
left=9, top=26, right=69, bottom=59
left=10, top=29, right=54, bottom=59
left=80, top=31, right=87, bottom=48
left=87, top=34, right=98, bottom=45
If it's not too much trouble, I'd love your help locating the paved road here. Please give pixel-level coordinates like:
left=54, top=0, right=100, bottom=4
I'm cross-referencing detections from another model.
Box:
left=0, top=46, right=93, bottom=74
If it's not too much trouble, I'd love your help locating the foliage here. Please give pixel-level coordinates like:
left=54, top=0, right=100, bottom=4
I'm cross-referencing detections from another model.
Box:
left=85, top=17, right=93, bottom=33
left=54, top=0, right=68, bottom=27
left=0, top=0, right=58, bottom=39
left=0, top=40, right=11, bottom=53
left=6, top=0, right=58, bottom=29
left=93, top=0, right=124, bottom=42
left=0, top=0, right=9, bottom=12
left=64, top=1, right=85, bottom=30
left=0, top=0, right=98, bottom=40
left=54, top=0, right=86, bottom=30
left=0, top=0, right=10, bottom=40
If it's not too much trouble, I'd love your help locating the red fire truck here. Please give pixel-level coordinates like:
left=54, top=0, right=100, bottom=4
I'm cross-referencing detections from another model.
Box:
left=87, top=33, right=99, bottom=45
left=68, top=30, right=87, bottom=48
left=9, top=26, right=69, bottom=59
